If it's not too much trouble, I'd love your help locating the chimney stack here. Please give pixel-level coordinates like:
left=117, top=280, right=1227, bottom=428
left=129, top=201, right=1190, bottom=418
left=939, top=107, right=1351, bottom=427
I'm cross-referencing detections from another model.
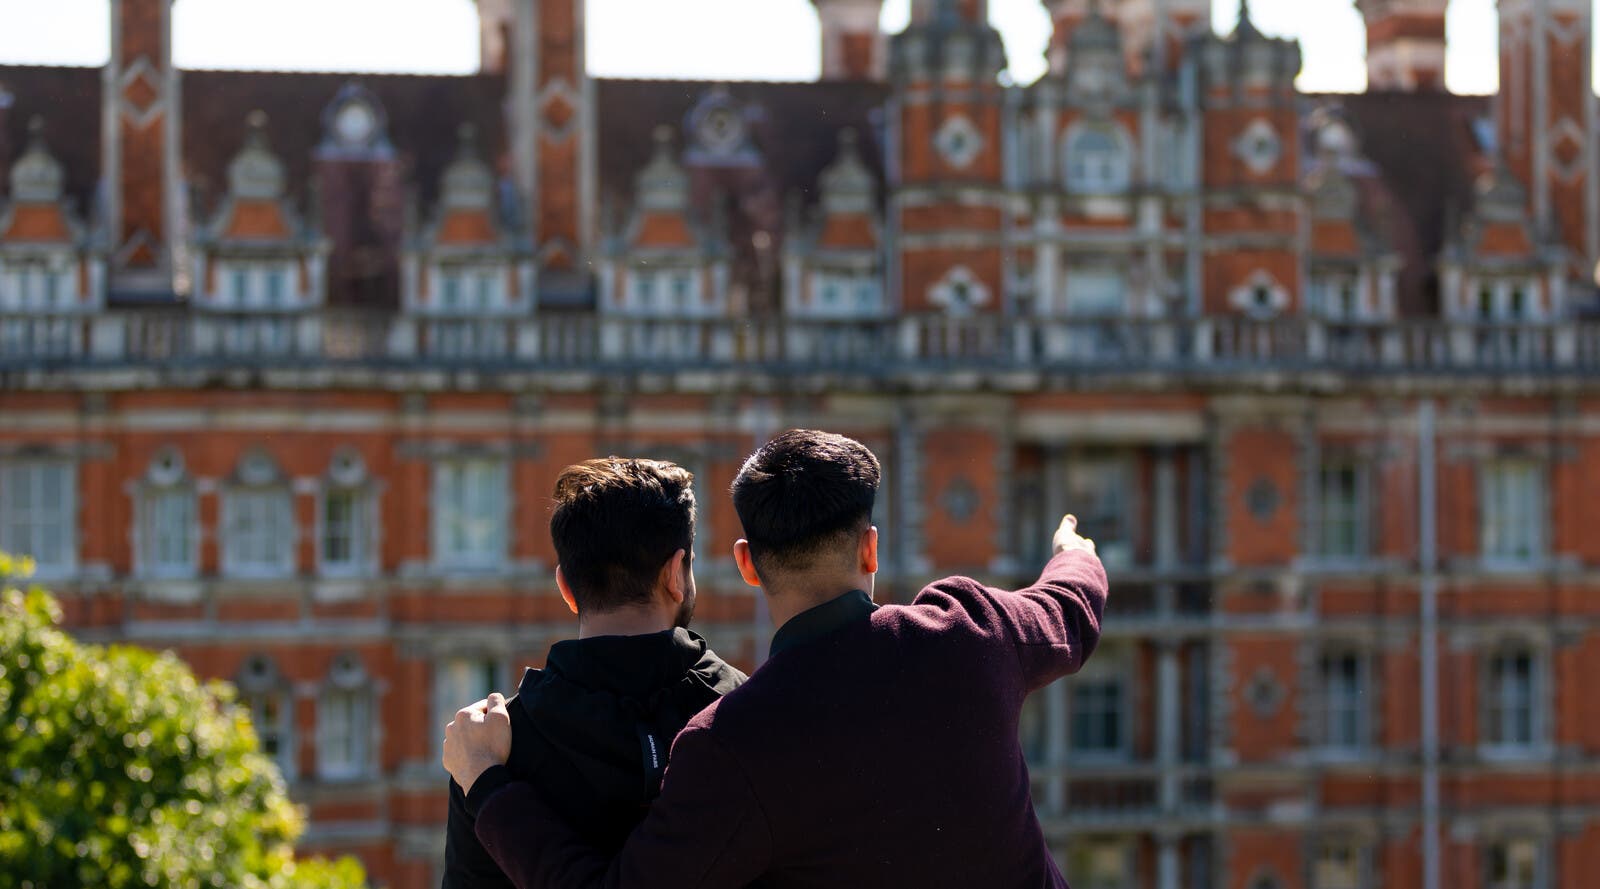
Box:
left=1357, top=0, right=1449, bottom=91
left=104, top=0, right=180, bottom=297
left=814, top=0, right=888, bottom=80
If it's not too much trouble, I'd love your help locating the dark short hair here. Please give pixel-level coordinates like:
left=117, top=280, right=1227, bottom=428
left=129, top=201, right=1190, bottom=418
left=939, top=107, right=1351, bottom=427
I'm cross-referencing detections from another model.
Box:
left=731, top=430, right=879, bottom=576
left=550, top=458, right=696, bottom=613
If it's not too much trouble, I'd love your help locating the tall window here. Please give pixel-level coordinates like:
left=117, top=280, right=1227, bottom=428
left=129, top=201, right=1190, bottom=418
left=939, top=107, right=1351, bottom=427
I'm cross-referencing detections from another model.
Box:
left=0, top=460, right=75, bottom=575
left=1486, top=839, right=1540, bottom=889
left=1481, top=459, right=1545, bottom=565
left=223, top=453, right=295, bottom=578
left=1313, top=840, right=1363, bottom=889
left=215, top=261, right=298, bottom=310
left=1070, top=650, right=1128, bottom=761
left=317, top=654, right=372, bottom=782
left=319, top=451, right=373, bottom=577
left=238, top=655, right=294, bottom=781
left=0, top=256, right=76, bottom=311
left=1318, top=461, right=1368, bottom=561
left=437, top=263, right=507, bottom=313
left=625, top=269, right=702, bottom=315
left=1064, top=126, right=1131, bottom=193
left=1484, top=646, right=1539, bottom=750
left=1310, top=275, right=1361, bottom=321
left=1319, top=650, right=1367, bottom=753
left=809, top=272, right=883, bottom=318
left=434, top=657, right=502, bottom=756
left=433, top=457, right=508, bottom=569
left=1064, top=453, right=1132, bottom=569
left=136, top=449, right=196, bottom=578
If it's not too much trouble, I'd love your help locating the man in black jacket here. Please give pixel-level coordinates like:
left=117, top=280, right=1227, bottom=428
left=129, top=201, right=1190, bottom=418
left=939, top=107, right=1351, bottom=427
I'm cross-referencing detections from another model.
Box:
left=441, top=458, right=746, bottom=888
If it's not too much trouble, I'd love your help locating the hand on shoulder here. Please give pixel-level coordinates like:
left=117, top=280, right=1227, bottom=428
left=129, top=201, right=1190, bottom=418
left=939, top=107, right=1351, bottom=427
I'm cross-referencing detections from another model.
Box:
left=442, top=692, right=513, bottom=794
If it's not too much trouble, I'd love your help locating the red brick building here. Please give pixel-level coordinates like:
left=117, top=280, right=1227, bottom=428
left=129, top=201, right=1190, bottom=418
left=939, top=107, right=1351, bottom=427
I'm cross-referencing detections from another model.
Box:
left=2, top=1, right=1600, bottom=887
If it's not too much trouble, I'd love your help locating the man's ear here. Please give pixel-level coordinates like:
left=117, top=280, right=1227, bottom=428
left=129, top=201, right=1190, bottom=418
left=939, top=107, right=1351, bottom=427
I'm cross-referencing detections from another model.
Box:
left=860, top=525, right=879, bottom=575
left=657, top=548, right=688, bottom=605
left=555, top=565, right=580, bottom=616
left=733, top=540, right=763, bottom=589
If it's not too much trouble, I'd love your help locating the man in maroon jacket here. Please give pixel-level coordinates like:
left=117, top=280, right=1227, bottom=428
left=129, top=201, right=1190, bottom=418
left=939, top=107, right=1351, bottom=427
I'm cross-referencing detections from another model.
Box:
left=444, top=429, right=1108, bottom=889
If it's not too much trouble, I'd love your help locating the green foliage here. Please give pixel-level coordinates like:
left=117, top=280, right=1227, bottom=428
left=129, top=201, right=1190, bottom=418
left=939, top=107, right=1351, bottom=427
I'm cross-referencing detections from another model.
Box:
left=0, top=559, right=367, bottom=889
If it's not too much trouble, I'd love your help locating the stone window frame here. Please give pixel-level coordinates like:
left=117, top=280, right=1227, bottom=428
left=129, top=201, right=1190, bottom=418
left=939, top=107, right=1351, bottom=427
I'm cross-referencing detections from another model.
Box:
left=0, top=455, right=78, bottom=578
left=1478, top=635, right=1549, bottom=760
left=316, top=651, right=375, bottom=783
left=1062, top=121, right=1133, bottom=195
left=430, top=453, right=510, bottom=573
left=316, top=449, right=380, bottom=579
left=1308, top=835, right=1371, bottom=889
left=220, top=451, right=297, bottom=580
left=1478, top=455, right=1548, bottom=570
left=1312, top=644, right=1374, bottom=759
left=0, top=249, right=80, bottom=313
left=1312, top=454, right=1372, bottom=566
left=132, top=447, right=200, bottom=580
left=1482, top=834, right=1548, bottom=889
left=237, top=653, right=296, bottom=782
left=1065, top=642, right=1136, bottom=764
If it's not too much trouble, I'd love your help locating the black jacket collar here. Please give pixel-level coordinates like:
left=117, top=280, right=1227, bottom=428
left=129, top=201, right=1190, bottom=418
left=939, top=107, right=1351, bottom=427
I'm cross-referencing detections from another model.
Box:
left=533, top=627, right=718, bottom=700
left=769, top=589, right=877, bottom=658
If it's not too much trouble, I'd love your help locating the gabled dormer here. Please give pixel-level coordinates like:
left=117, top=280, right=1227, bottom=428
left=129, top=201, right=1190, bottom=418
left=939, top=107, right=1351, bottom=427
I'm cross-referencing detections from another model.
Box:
left=0, top=118, right=104, bottom=313
left=1303, top=112, right=1401, bottom=321
left=402, top=125, right=533, bottom=317
left=1439, top=163, right=1568, bottom=323
left=599, top=126, right=730, bottom=319
left=783, top=128, right=885, bottom=319
left=191, top=112, right=329, bottom=313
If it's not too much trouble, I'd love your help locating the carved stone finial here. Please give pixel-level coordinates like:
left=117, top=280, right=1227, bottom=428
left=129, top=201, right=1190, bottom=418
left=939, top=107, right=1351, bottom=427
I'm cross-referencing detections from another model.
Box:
left=9, top=116, right=65, bottom=203
left=227, top=110, right=287, bottom=200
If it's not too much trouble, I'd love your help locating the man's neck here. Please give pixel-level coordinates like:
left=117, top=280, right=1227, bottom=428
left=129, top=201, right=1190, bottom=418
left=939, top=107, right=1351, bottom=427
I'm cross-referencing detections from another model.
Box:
left=765, top=574, right=872, bottom=630
left=577, top=606, right=672, bottom=640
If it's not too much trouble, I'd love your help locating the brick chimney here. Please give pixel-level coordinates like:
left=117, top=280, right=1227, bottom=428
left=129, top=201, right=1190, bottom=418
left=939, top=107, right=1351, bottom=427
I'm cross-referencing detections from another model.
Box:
left=1357, top=0, right=1448, bottom=91
left=814, top=0, right=888, bottom=80
left=104, top=0, right=180, bottom=297
left=506, top=0, right=595, bottom=297
left=475, top=0, right=514, bottom=75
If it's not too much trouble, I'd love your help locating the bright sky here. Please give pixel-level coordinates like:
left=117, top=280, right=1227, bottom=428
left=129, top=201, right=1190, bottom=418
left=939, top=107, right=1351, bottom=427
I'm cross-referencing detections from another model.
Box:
left=0, top=0, right=1581, bottom=95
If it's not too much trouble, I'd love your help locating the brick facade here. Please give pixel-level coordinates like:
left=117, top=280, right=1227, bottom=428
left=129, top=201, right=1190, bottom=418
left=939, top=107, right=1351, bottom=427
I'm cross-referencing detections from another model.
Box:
left=3, top=1, right=1600, bottom=888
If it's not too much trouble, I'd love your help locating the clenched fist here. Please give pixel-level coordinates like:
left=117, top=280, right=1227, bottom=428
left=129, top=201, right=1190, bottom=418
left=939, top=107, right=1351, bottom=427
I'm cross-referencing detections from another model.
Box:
left=442, top=691, right=512, bottom=794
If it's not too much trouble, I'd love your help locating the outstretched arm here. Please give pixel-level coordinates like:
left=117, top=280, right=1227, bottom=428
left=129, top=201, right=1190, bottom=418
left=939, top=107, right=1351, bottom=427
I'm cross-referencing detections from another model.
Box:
left=468, top=723, right=772, bottom=889
left=912, top=515, right=1109, bottom=691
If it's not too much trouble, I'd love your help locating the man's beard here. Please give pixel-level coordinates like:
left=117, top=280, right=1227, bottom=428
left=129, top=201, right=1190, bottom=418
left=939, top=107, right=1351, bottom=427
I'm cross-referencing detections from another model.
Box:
left=673, top=568, right=696, bottom=629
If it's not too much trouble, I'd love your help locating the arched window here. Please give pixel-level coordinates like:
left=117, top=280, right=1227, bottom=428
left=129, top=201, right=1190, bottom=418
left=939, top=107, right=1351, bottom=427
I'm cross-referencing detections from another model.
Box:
left=319, top=449, right=375, bottom=577
left=137, top=448, right=197, bottom=578
left=1064, top=125, right=1131, bottom=194
left=238, top=654, right=295, bottom=780
left=222, top=451, right=295, bottom=578
left=318, top=652, right=373, bottom=782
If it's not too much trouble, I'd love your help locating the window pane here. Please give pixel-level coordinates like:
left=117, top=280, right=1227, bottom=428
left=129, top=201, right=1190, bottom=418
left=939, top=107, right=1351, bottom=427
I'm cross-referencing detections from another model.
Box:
left=322, top=488, right=365, bottom=570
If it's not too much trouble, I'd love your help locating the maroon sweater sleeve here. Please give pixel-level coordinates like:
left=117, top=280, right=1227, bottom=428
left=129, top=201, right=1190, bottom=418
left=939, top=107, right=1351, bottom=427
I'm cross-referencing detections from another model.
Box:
left=474, top=722, right=772, bottom=889
left=911, top=548, right=1108, bottom=691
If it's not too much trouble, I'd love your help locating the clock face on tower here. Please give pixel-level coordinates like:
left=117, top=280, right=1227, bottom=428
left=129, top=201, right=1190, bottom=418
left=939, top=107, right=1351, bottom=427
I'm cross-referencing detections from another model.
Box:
left=334, top=101, right=378, bottom=147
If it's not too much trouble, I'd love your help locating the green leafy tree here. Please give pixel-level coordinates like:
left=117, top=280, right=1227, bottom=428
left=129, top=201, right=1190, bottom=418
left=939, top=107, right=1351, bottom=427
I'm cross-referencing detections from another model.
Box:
left=0, top=555, right=367, bottom=889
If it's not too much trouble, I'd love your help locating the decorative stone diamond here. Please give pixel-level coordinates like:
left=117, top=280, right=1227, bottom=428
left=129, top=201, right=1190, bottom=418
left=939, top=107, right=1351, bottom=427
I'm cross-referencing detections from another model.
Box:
left=1234, top=118, right=1282, bottom=175
left=543, top=93, right=576, bottom=131
left=122, top=70, right=161, bottom=118
left=935, top=114, right=983, bottom=170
